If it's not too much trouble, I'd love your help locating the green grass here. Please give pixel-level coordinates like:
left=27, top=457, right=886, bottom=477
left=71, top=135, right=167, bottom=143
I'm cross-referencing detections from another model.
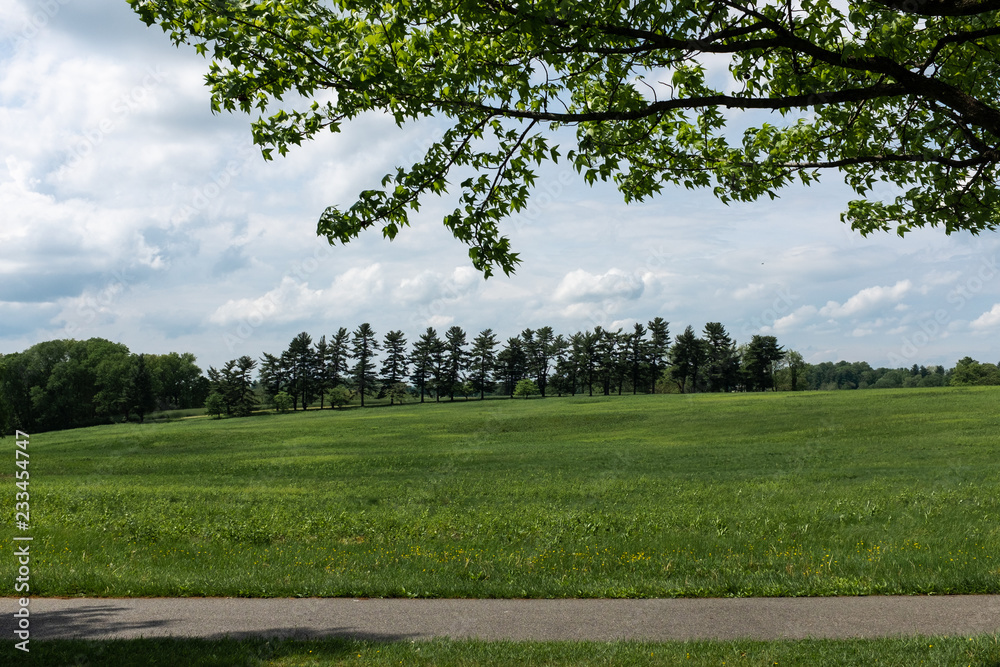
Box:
left=23, top=635, right=1000, bottom=666
left=4, top=387, right=1000, bottom=597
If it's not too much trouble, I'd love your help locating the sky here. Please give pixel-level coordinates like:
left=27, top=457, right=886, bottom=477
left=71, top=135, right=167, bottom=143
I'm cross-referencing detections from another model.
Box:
left=2, top=1, right=1000, bottom=373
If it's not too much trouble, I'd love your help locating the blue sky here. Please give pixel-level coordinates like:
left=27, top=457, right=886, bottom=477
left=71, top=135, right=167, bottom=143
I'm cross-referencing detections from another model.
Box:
left=2, top=0, right=999, bottom=372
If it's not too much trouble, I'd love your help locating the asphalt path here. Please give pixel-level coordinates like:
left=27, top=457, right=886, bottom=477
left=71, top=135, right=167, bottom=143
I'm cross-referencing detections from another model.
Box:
left=5, top=596, right=1000, bottom=642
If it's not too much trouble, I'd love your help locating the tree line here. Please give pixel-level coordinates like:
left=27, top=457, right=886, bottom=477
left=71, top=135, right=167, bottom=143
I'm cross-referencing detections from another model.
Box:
left=0, top=339, right=208, bottom=434
left=3, top=329, right=998, bottom=431
left=204, top=320, right=794, bottom=417
left=205, top=322, right=1000, bottom=417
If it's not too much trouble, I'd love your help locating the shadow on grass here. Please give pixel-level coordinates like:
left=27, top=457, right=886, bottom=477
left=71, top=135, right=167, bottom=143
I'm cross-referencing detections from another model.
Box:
left=24, top=635, right=1000, bottom=667
left=27, top=637, right=386, bottom=666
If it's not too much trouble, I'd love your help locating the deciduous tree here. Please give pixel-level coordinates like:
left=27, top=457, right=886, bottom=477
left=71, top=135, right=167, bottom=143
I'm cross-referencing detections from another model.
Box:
left=129, top=0, right=1000, bottom=274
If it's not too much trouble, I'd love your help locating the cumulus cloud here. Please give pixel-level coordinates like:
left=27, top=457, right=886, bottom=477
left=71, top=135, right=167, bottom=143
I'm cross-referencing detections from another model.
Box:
left=209, top=264, right=384, bottom=326
left=819, top=280, right=912, bottom=318
left=970, top=304, right=1000, bottom=331
left=554, top=268, right=644, bottom=303
left=764, top=305, right=818, bottom=334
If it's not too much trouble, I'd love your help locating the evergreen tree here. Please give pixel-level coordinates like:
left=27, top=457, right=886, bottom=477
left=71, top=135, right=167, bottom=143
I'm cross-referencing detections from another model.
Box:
left=313, top=335, right=330, bottom=408
left=670, top=326, right=709, bottom=393
left=743, top=335, right=785, bottom=392
left=594, top=327, right=623, bottom=396
left=409, top=327, right=441, bottom=403
left=380, top=330, right=409, bottom=405
left=285, top=331, right=317, bottom=410
left=572, top=330, right=600, bottom=396
left=703, top=322, right=739, bottom=392
left=647, top=317, right=671, bottom=393
left=443, top=326, right=468, bottom=401
left=528, top=326, right=556, bottom=397
left=548, top=334, right=572, bottom=396
left=258, top=352, right=290, bottom=402
left=627, top=323, right=648, bottom=394
left=496, top=337, right=528, bottom=397
left=326, top=327, right=351, bottom=394
left=350, top=323, right=380, bottom=407
left=469, top=329, right=498, bottom=399
left=210, top=356, right=258, bottom=416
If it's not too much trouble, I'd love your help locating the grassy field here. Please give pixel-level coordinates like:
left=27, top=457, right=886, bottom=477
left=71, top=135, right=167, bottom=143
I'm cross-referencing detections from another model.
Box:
left=4, top=387, right=1000, bottom=598
left=24, top=635, right=1000, bottom=666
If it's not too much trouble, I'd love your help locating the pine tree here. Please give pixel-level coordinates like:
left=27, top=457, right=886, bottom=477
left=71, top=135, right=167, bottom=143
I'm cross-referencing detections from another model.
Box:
left=443, top=326, right=468, bottom=401
left=627, top=323, right=648, bottom=394
left=572, top=330, right=600, bottom=396
left=549, top=335, right=574, bottom=397
left=496, top=337, right=527, bottom=397
left=326, top=327, right=351, bottom=395
left=647, top=317, right=671, bottom=394
left=703, top=322, right=739, bottom=392
left=285, top=331, right=316, bottom=410
left=380, top=330, right=409, bottom=405
left=743, top=335, right=785, bottom=392
left=670, top=326, right=709, bottom=393
left=350, top=323, right=380, bottom=407
left=408, top=328, right=440, bottom=403
left=521, top=327, right=555, bottom=398
left=469, top=329, right=498, bottom=400
left=313, top=335, right=330, bottom=408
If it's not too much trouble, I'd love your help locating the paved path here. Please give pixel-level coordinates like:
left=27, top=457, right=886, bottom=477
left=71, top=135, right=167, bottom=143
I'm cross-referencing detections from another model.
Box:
left=5, top=596, right=1000, bottom=641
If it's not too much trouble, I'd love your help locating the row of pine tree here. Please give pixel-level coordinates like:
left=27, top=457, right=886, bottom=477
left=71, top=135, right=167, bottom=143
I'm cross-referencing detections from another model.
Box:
left=204, top=320, right=789, bottom=417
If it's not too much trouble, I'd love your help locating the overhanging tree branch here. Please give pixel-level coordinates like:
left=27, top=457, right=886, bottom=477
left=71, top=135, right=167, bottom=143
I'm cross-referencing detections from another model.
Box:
left=129, top=0, right=1000, bottom=275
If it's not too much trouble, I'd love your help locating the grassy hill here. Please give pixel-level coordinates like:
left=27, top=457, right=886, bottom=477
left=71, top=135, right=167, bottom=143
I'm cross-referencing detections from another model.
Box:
left=5, top=387, right=1000, bottom=598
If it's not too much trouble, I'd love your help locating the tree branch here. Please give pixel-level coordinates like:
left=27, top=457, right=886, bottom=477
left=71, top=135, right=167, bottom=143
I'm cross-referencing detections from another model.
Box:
left=870, top=0, right=1000, bottom=16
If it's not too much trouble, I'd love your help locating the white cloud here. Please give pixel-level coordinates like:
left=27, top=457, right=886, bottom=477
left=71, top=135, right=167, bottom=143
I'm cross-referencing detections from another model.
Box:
left=6, top=1, right=1000, bottom=371
left=767, top=305, right=818, bottom=334
left=819, top=280, right=912, bottom=318
left=209, top=264, right=384, bottom=326
left=427, top=315, right=454, bottom=328
left=733, top=283, right=767, bottom=300
left=919, top=270, right=961, bottom=293
left=394, top=266, right=482, bottom=305
left=970, top=304, right=1000, bottom=331
left=554, top=268, right=644, bottom=303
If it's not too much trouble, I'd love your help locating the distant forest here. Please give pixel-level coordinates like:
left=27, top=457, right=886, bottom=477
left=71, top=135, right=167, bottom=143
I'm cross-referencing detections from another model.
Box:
left=1, top=319, right=998, bottom=433
left=0, top=339, right=208, bottom=434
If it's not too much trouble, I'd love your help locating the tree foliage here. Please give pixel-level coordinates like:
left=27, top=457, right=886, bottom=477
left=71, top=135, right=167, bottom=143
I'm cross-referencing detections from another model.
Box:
left=350, top=323, right=380, bottom=407
left=469, top=328, right=499, bottom=399
left=130, top=0, right=1000, bottom=275
left=0, top=339, right=207, bottom=432
left=380, top=330, right=410, bottom=404
left=513, top=378, right=540, bottom=399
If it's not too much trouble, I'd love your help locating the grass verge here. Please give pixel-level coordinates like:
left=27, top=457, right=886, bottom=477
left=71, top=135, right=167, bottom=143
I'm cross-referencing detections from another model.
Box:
left=26, top=635, right=1000, bottom=666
